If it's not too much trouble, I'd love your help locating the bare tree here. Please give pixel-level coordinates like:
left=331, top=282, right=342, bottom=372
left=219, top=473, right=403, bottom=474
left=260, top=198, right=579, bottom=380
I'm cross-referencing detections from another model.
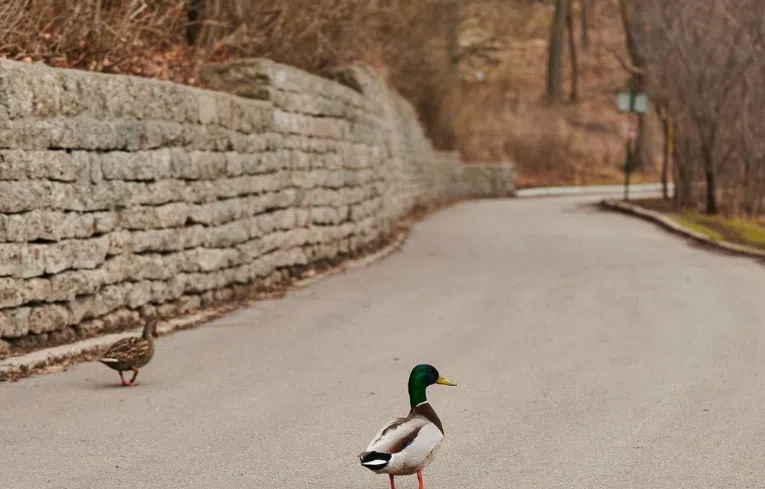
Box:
left=546, top=0, right=569, bottom=102
left=580, top=0, right=589, bottom=50
left=566, top=3, right=578, bottom=102
left=625, top=0, right=765, bottom=215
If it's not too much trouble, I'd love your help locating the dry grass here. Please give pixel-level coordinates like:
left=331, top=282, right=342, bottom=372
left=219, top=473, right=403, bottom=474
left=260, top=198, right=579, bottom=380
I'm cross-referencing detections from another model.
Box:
left=0, top=0, right=192, bottom=79
left=455, top=0, right=661, bottom=187
left=634, top=198, right=765, bottom=249
left=0, top=0, right=458, bottom=145
left=0, top=0, right=656, bottom=187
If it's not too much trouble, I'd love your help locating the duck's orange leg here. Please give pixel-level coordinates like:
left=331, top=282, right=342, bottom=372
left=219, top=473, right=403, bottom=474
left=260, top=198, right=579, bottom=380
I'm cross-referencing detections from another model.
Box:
left=128, top=367, right=139, bottom=386
left=417, top=471, right=424, bottom=489
left=389, top=474, right=396, bottom=489
left=118, top=371, right=130, bottom=386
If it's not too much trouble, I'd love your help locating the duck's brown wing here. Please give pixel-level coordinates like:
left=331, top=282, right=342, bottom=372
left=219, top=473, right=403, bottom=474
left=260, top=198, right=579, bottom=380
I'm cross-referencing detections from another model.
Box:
left=101, top=338, right=151, bottom=364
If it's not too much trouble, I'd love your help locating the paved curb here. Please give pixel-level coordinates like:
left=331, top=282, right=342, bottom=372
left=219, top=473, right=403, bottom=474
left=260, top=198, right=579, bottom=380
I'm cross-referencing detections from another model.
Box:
left=600, top=199, right=765, bottom=259
left=0, top=228, right=409, bottom=382
left=517, top=182, right=671, bottom=198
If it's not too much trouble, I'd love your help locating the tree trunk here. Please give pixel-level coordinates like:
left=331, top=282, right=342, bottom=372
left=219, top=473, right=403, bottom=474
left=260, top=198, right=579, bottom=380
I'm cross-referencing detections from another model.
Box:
left=186, top=0, right=205, bottom=45
left=546, top=0, right=569, bottom=103
left=660, top=116, right=670, bottom=200
left=702, top=145, right=718, bottom=215
left=672, top=134, right=692, bottom=210
left=445, top=0, right=461, bottom=116
left=580, top=0, right=590, bottom=50
left=566, top=5, right=578, bottom=102
left=446, top=0, right=460, bottom=69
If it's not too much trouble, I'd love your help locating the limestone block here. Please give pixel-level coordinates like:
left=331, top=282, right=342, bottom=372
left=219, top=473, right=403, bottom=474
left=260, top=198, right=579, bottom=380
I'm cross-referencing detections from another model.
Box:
left=197, top=93, right=219, bottom=125
left=49, top=270, right=104, bottom=302
left=310, top=207, right=340, bottom=225
left=185, top=248, right=241, bottom=273
left=28, top=304, right=72, bottom=334
left=224, top=152, right=244, bottom=177
left=92, top=283, right=132, bottom=318
left=79, top=181, right=131, bottom=211
left=119, top=202, right=190, bottom=230
left=19, top=244, right=62, bottom=278
left=94, top=212, right=118, bottom=233
left=68, top=296, right=95, bottom=324
left=183, top=124, right=232, bottom=152
left=294, top=208, right=310, bottom=227
left=0, top=180, right=75, bottom=213
left=274, top=208, right=297, bottom=230
left=139, top=120, right=183, bottom=150
left=188, top=198, right=246, bottom=226
left=129, top=180, right=186, bottom=206
left=239, top=153, right=267, bottom=175
left=0, top=244, right=21, bottom=276
left=127, top=280, right=153, bottom=309
left=184, top=180, right=218, bottom=203
left=204, top=220, right=252, bottom=248
left=173, top=151, right=227, bottom=180
left=236, top=239, right=264, bottom=262
left=0, top=307, right=30, bottom=338
left=0, top=149, right=89, bottom=182
left=176, top=294, right=203, bottom=314
left=131, top=251, right=173, bottom=279
left=71, top=235, right=110, bottom=270
left=257, top=213, right=277, bottom=234
left=0, top=150, right=26, bottom=179
left=0, top=210, right=93, bottom=242
left=0, top=278, right=24, bottom=308
left=101, top=150, right=173, bottom=181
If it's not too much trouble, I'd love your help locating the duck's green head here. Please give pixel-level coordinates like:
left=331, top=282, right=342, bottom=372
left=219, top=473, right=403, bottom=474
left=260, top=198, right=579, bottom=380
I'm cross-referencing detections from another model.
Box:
left=407, top=364, right=457, bottom=407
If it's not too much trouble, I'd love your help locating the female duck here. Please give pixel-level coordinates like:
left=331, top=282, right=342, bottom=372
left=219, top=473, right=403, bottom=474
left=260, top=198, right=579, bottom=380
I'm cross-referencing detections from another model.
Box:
left=359, top=364, right=457, bottom=489
left=99, top=317, right=157, bottom=386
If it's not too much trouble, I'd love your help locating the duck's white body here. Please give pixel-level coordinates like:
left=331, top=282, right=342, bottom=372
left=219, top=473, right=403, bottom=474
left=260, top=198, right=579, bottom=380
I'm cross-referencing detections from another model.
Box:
left=361, top=406, right=444, bottom=475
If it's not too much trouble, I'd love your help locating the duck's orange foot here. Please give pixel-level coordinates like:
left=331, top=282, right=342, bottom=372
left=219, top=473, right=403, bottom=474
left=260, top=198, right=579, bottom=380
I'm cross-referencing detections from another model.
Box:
left=417, top=471, right=424, bottom=489
left=128, top=368, right=139, bottom=385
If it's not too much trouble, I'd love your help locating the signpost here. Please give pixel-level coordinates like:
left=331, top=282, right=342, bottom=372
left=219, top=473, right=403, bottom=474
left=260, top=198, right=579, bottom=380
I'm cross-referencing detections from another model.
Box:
left=617, top=90, right=647, bottom=200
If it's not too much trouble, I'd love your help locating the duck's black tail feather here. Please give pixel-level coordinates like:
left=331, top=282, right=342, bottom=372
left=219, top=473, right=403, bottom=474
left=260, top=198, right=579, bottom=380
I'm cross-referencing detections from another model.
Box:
left=359, top=451, right=392, bottom=471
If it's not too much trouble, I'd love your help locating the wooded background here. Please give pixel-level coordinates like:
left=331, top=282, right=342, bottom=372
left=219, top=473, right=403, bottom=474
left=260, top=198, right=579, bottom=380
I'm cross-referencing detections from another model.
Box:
left=2, top=0, right=762, bottom=216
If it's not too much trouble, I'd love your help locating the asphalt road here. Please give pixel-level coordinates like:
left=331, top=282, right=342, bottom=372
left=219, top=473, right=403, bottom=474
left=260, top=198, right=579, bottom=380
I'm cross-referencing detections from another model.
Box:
left=3, top=196, right=765, bottom=489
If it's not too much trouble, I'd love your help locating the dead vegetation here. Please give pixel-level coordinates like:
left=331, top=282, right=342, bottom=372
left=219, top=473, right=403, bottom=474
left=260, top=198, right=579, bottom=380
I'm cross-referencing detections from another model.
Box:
left=622, top=0, right=765, bottom=217
left=0, top=0, right=644, bottom=187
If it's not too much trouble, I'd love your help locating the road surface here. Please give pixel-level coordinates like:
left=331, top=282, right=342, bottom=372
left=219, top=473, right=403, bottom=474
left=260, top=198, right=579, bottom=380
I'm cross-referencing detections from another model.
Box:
left=3, top=196, right=765, bottom=489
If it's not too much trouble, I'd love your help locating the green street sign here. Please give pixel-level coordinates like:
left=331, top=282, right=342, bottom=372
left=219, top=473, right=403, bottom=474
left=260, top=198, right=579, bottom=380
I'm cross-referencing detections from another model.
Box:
left=617, top=91, right=648, bottom=114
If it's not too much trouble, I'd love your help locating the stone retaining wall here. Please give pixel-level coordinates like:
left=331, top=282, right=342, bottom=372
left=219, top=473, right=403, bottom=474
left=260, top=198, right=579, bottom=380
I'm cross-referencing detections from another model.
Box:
left=0, top=57, right=514, bottom=356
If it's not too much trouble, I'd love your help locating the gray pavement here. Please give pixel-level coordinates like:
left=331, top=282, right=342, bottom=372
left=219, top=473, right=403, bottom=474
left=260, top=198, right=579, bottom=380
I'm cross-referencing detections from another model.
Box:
left=3, top=195, right=765, bottom=489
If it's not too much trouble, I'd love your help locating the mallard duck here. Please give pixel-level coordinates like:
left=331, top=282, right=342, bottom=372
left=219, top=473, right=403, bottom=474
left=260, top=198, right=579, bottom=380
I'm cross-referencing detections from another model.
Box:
left=99, top=317, right=158, bottom=386
left=359, top=364, right=457, bottom=489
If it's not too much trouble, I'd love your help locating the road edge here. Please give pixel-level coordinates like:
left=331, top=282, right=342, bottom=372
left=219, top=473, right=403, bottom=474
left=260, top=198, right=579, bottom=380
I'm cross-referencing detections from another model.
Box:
left=599, top=199, right=765, bottom=259
left=517, top=182, right=671, bottom=198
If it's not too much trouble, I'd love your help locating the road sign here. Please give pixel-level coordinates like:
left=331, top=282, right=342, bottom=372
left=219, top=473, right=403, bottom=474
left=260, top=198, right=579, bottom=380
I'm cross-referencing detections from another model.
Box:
left=617, top=92, right=648, bottom=114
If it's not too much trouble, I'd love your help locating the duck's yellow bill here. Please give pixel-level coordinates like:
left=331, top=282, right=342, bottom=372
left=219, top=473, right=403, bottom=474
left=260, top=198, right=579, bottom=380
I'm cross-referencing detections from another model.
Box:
left=436, top=376, right=457, bottom=386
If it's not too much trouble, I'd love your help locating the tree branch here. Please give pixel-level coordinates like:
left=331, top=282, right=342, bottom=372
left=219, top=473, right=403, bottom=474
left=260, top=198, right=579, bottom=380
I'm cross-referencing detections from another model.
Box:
left=605, top=46, right=645, bottom=76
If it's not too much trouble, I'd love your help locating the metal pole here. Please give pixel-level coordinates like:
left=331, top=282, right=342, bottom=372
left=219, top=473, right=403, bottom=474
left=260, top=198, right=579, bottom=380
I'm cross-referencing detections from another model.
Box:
left=624, top=139, right=632, bottom=201
left=623, top=89, right=636, bottom=201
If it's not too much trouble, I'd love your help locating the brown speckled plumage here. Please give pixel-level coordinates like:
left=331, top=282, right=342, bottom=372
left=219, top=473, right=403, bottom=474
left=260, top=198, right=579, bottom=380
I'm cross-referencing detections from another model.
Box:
left=99, top=318, right=157, bottom=386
